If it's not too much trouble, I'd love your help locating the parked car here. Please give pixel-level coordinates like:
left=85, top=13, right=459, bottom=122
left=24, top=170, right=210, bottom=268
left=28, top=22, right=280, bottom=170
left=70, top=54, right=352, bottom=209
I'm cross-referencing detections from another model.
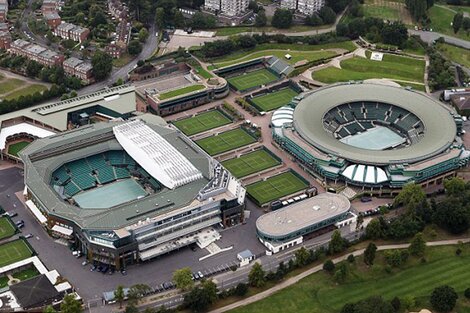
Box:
left=24, top=233, right=33, bottom=239
left=360, top=196, right=372, bottom=203
left=15, top=220, right=24, bottom=226
left=197, top=271, right=204, bottom=279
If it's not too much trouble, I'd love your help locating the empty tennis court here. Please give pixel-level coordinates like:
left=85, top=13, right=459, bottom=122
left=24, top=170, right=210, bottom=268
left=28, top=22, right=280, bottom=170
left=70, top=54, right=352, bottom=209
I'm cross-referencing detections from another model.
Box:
left=0, top=217, right=15, bottom=240
left=73, top=179, right=148, bottom=209
left=251, top=88, right=299, bottom=112
left=222, top=149, right=281, bottom=178
left=227, top=69, right=279, bottom=91
left=340, top=126, right=406, bottom=150
left=173, top=110, right=232, bottom=136
left=247, top=171, right=309, bottom=205
left=0, top=239, right=34, bottom=267
left=196, top=128, right=257, bottom=156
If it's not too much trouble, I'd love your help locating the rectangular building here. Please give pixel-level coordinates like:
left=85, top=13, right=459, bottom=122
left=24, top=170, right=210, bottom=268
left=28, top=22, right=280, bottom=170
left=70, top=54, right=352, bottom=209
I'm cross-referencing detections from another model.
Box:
left=10, top=39, right=64, bottom=67
left=44, top=12, right=61, bottom=28
left=54, top=22, right=89, bottom=42
left=63, top=57, right=93, bottom=83
left=0, top=30, right=11, bottom=49
left=205, top=0, right=249, bottom=16
left=41, top=0, right=61, bottom=14
left=281, top=0, right=325, bottom=15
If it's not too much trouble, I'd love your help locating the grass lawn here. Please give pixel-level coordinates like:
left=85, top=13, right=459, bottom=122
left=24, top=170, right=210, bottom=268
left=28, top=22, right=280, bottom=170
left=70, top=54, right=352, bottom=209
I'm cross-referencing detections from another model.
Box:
left=363, top=0, right=401, bottom=20
left=214, top=25, right=329, bottom=36
left=313, top=54, right=425, bottom=84
left=227, top=69, right=279, bottom=91
left=428, top=6, right=470, bottom=41
left=4, top=84, right=47, bottom=101
left=159, top=84, right=205, bottom=100
left=12, top=267, right=40, bottom=281
left=222, top=149, right=281, bottom=178
left=112, top=53, right=133, bottom=67
left=229, top=245, right=470, bottom=313
left=0, top=78, right=23, bottom=95
left=196, top=128, right=257, bottom=156
left=246, top=171, right=309, bottom=205
left=0, top=276, right=8, bottom=288
left=209, top=42, right=356, bottom=68
left=397, top=81, right=426, bottom=91
left=173, top=110, right=231, bottom=136
left=7, top=141, right=30, bottom=157
left=0, top=239, right=34, bottom=267
left=436, top=42, right=470, bottom=68
left=193, top=64, right=213, bottom=79
left=251, top=88, right=299, bottom=112
left=0, top=217, right=16, bottom=240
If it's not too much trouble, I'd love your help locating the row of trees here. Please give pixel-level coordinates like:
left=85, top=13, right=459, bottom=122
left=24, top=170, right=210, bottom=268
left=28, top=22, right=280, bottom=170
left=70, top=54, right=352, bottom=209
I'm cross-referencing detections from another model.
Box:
left=427, top=44, right=456, bottom=92
left=452, top=12, right=470, bottom=34
left=405, top=0, right=434, bottom=22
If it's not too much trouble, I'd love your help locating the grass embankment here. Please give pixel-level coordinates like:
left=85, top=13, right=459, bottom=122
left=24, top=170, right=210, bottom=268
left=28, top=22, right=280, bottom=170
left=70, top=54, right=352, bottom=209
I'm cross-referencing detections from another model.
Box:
left=214, top=25, right=330, bottom=36
left=428, top=5, right=470, bottom=41
left=313, top=53, right=425, bottom=85
left=436, top=42, right=470, bottom=68
left=158, top=84, right=205, bottom=100
left=229, top=244, right=470, bottom=313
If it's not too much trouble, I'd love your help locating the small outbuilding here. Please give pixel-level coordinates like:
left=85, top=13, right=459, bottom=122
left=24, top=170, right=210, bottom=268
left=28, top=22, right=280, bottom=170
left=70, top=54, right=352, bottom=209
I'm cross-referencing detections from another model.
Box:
left=237, top=249, right=255, bottom=267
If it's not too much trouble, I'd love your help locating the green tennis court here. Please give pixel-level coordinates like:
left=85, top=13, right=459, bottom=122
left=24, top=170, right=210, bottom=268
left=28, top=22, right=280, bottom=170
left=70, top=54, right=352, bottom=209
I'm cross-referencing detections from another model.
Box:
left=227, top=69, right=279, bottom=91
left=196, top=128, right=257, bottom=156
left=173, top=110, right=232, bottom=136
left=0, top=217, right=16, bottom=240
left=8, top=141, right=30, bottom=157
left=73, top=179, right=148, bottom=209
left=222, top=149, right=281, bottom=178
left=0, top=239, right=34, bottom=267
left=251, top=88, right=299, bottom=112
left=247, top=171, right=309, bottom=205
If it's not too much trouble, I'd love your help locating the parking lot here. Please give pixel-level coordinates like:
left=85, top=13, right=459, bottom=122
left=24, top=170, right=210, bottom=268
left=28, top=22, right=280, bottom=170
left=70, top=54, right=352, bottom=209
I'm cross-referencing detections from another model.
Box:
left=0, top=163, right=266, bottom=303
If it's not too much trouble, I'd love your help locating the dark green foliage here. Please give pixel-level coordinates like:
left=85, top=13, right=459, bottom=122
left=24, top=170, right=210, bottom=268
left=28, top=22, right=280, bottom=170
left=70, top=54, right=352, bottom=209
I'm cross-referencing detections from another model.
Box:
left=128, top=40, right=143, bottom=56
left=92, top=50, right=113, bottom=80
left=364, top=243, right=377, bottom=265
left=319, top=6, right=336, bottom=24
left=271, top=9, right=293, bottom=29
left=340, top=296, right=395, bottom=313
left=323, top=259, right=335, bottom=272
left=430, top=285, right=458, bottom=312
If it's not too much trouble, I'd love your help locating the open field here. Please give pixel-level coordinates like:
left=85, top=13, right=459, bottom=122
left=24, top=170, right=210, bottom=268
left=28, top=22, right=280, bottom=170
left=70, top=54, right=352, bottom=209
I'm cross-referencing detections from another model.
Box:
left=0, top=78, right=23, bottom=94
left=428, top=6, right=470, bottom=41
left=0, top=239, right=34, bottom=267
left=363, top=0, right=412, bottom=24
left=214, top=25, right=329, bottom=36
left=159, top=84, right=205, bottom=100
left=436, top=42, right=470, bottom=68
left=227, top=69, right=279, bottom=91
left=4, top=84, right=47, bottom=101
left=196, top=128, right=257, bottom=156
left=7, top=141, right=30, bottom=157
left=251, top=88, right=299, bottom=112
left=222, top=149, right=281, bottom=178
left=246, top=171, right=309, bottom=205
left=0, top=217, right=16, bottom=240
left=312, top=54, right=425, bottom=84
left=229, top=245, right=470, bottom=313
left=173, top=110, right=232, bottom=136
left=209, top=42, right=356, bottom=67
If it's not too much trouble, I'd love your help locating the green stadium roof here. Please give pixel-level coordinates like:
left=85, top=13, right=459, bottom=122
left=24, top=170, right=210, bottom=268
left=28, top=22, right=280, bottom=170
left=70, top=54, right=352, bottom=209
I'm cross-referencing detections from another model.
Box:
left=293, top=83, right=457, bottom=165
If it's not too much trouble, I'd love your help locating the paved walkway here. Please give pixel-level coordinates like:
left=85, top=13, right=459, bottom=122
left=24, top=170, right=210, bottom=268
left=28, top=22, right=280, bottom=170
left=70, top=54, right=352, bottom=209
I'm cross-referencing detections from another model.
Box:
left=209, top=238, right=470, bottom=313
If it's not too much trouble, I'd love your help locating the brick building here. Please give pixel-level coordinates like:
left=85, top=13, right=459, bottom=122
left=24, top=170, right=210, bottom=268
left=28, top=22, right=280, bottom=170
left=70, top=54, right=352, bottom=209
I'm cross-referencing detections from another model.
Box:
left=63, top=57, right=93, bottom=83
left=0, top=30, right=11, bottom=49
left=44, top=12, right=62, bottom=28
left=41, top=0, right=61, bottom=14
left=54, top=22, right=89, bottom=42
left=10, top=39, right=65, bottom=67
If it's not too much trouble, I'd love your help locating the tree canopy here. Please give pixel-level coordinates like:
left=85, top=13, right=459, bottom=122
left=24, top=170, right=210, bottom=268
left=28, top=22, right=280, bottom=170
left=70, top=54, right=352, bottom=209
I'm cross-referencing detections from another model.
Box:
left=430, top=285, right=458, bottom=312
left=91, top=51, right=113, bottom=80
left=173, top=267, right=194, bottom=291
left=271, top=9, right=293, bottom=29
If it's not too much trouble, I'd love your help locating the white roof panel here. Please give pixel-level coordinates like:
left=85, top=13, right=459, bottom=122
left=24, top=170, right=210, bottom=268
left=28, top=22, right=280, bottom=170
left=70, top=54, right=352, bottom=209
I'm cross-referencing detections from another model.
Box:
left=365, top=166, right=375, bottom=183
left=0, top=123, right=55, bottom=150
left=113, top=120, right=203, bottom=189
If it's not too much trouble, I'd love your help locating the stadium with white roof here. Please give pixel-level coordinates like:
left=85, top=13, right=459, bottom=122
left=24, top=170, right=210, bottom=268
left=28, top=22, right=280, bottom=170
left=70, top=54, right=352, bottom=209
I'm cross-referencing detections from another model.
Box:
left=271, top=83, right=470, bottom=190
left=20, top=114, right=246, bottom=269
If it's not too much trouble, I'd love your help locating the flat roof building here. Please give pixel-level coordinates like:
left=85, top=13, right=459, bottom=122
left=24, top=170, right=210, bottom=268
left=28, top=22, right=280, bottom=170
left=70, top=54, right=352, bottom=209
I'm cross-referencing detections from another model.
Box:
left=256, top=193, right=354, bottom=253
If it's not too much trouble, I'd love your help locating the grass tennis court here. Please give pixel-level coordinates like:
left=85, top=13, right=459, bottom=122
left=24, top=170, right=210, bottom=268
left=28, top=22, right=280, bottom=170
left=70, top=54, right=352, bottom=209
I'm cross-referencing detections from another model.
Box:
left=73, top=179, right=148, bottom=209
left=0, top=217, right=16, bottom=240
left=173, top=110, right=232, bottom=136
left=247, top=171, right=309, bottom=205
left=196, top=128, right=257, bottom=156
left=251, top=88, right=299, bottom=112
left=222, top=149, right=281, bottom=178
left=0, top=239, right=34, bottom=267
left=7, top=141, right=30, bottom=157
left=227, top=69, right=278, bottom=91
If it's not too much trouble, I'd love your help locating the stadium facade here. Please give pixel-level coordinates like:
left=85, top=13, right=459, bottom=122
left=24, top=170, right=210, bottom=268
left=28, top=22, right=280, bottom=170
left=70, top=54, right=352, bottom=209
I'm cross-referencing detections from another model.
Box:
left=271, top=83, right=470, bottom=190
left=256, top=193, right=355, bottom=253
left=20, top=115, right=246, bottom=269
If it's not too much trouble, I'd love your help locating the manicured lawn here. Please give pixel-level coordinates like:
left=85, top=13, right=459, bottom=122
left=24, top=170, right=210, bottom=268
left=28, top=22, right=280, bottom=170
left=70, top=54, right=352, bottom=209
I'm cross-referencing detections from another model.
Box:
left=12, top=267, right=40, bottom=281
left=173, top=110, right=232, bottom=136
left=159, top=84, right=205, bottom=100
left=312, top=53, right=425, bottom=84
left=428, top=6, right=470, bottom=41
left=437, top=42, right=470, bottom=68
left=246, top=171, right=309, bottom=205
left=363, top=0, right=401, bottom=20
left=0, top=276, right=8, bottom=288
left=196, top=128, right=257, bottom=156
left=0, top=239, right=34, bottom=267
left=397, top=81, right=426, bottom=91
left=0, top=78, right=23, bottom=95
left=229, top=245, right=470, bottom=313
left=210, top=42, right=356, bottom=67
left=0, top=217, right=16, bottom=240
left=251, top=88, right=299, bottom=112
left=215, top=25, right=328, bottom=36
left=7, top=141, right=30, bottom=157
left=227, top=69, right=279, bottom=91
left=193, top=64, right=213, bottom=79
left=4, top=84, right=47, bottom=101
left=222, top=149, right=281, bottom=178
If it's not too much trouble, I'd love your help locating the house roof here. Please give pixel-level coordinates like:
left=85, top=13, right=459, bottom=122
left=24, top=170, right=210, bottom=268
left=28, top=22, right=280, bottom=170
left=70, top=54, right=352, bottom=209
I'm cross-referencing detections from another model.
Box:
left=10, top=275, right=60, bottom=309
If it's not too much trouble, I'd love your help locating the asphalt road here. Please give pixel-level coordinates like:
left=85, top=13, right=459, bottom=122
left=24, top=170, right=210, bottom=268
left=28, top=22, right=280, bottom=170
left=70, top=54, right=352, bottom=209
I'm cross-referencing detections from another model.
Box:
left=409, top=29, right=470, bottom=49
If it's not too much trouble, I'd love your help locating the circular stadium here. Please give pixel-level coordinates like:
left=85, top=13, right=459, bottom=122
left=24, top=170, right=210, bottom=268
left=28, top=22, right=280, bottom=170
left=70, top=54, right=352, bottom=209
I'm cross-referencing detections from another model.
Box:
left=272, top=83, right=470, bottom=188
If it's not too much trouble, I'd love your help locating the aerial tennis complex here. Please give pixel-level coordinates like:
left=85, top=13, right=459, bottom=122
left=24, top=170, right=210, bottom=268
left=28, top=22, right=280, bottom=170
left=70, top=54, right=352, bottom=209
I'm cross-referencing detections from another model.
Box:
left=20, top=115, right=246, bottom=269
left=271, top=83, right=470, bottom=190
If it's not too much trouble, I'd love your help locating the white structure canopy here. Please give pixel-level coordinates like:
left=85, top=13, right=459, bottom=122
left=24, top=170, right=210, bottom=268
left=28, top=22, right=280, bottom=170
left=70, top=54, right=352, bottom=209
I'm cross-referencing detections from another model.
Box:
left=0, top=123, right=55, bottom=150
left=271, top=106, right=294, bottom=128
left=113, top=120, right=203, bottom=189
left=341, top=164, right=388, bottom=184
